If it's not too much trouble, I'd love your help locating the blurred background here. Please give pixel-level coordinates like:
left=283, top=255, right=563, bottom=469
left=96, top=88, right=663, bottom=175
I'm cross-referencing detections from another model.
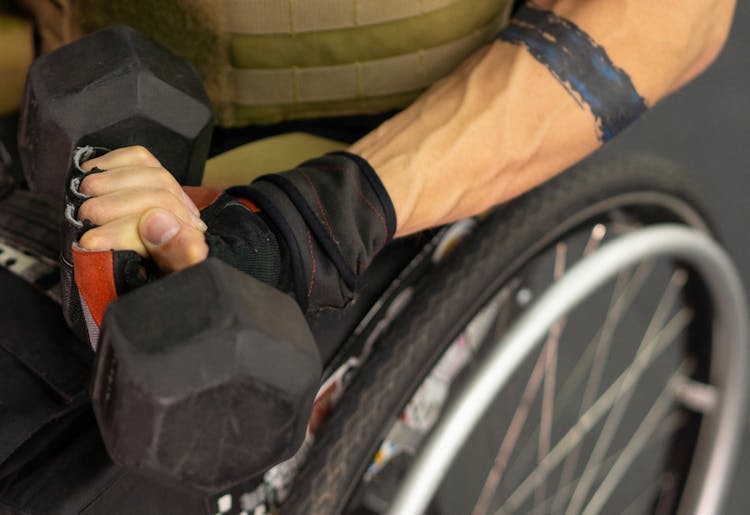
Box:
left=596, top=2, right=749, bottom=512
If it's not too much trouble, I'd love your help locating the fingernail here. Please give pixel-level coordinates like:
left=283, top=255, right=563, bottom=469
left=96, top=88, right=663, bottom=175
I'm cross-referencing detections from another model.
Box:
left=144, top=210, right=180, bottom=246
left=191, top=213, right=208, bottom=232
left=182, top=190, right=201, bottom=216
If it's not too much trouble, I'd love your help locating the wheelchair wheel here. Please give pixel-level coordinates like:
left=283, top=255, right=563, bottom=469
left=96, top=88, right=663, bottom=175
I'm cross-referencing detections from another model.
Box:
left=282, top=155, right=747, bottom=515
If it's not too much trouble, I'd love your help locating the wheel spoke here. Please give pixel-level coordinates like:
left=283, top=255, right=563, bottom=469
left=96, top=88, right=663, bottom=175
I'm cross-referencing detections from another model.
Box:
left=534, top=243, right=567, bottom=513
left=471, top=339, right=549, bottom=515
left=580, top=373, right=687, bottom=515
left=563, top=270, right=688, bottom=515
left=495, top=306, right=692, bottom=515
left=472, top=245, right=568, bottom=515
left=552, top=261, right=654, bottom=512
left=674, top=379, right=718, bottom=414
left=652, top=472, right=679, bottom=515
left=537, top=412, right=678, bottom=515
left=582, top=223, right=607, bottom=256
left=473, top=244, right=570, bottom=515
left=531, top=453, right=619, bottom=515
left=558, top=261, right=652, bottom=409
left=616, top=473, right=669, bottom=515
left=489, top=230, right=642, bottom=498
left=507, top=261, right=652, bottom=510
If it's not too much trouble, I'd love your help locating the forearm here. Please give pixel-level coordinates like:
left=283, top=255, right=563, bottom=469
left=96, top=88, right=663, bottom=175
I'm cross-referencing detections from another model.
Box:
left=352, top=0, right=735, bottom=237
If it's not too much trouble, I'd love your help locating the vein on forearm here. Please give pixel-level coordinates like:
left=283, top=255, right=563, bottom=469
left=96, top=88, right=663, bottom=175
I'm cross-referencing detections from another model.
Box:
left=352, top=0, right=734, bottom=237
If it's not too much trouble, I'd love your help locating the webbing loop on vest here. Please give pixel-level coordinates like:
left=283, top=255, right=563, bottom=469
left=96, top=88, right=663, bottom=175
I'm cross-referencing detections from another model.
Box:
left=38, top=0, right=513, bottom=125
left=229, top=15, right=504, bottom=106
left=225, top=0, right=462, bottom=35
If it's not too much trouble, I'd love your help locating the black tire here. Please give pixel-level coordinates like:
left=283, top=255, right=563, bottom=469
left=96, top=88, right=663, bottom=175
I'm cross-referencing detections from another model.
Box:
left=0, top=190, right=62, bottom=297
left=282, top=155, right=713, bottom=515
left=0, top=189, right=60, bottom=263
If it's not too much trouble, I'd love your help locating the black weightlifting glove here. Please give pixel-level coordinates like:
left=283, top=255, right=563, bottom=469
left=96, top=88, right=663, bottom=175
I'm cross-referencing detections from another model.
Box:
left=63, top=149, right=396, bottom=346
left=229, top=151, right=397, bottom=313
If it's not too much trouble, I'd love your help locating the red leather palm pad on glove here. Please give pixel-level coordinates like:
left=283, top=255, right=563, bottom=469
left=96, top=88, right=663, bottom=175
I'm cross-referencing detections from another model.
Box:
left=61, top=147, right=146, bottom=346
left=68, top=243, right=152, bottom=347
left=71, top=249, right=117, bottom=328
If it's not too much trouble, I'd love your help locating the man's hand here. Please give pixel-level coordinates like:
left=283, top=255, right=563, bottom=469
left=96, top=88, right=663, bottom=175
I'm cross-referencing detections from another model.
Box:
left=76, top=146, right=209, bottom=273
left=68, top=145, right=395, bottom=321
left=63, top=145, right=295, bottom=345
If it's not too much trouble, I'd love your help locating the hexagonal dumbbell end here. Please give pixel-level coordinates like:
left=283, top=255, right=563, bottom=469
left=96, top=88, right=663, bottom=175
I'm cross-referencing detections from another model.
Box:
left=18, top=24, right=213, bottom=198
left=91, top=258, right=321, bottom=492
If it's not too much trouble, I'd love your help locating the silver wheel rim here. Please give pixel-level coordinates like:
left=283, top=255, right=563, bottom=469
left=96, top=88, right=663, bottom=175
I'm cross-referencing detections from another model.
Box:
left=387, top=224, right=748, bottom=515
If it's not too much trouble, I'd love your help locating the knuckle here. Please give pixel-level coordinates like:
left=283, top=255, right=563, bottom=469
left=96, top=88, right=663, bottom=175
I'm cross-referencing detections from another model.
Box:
left=78, top=230, right=105, bottom=250
left=155, top=168, right=179, bottom=188
left=78, top=174, right=99, bottom=195
left=131, top=145, right=149, bottom=158
left=76, top=198, right=99, bottom=221
left=80, top=159, right=97, bottom=172
left=131, top=145, right=160, bottom=167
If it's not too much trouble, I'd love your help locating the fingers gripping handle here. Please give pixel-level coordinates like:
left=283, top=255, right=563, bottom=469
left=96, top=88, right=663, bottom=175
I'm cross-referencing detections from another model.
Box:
left=61, top=147, right=150, bottom=347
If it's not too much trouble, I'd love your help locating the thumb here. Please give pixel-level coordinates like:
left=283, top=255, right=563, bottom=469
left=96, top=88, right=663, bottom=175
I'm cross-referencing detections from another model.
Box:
left=139, top=208, right=209, bottom=274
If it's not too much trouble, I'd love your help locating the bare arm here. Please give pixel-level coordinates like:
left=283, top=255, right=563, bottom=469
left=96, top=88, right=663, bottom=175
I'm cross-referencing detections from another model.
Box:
left=352, top=0, right=736, bottom=237
left=76, top=0, right=735, bottom=277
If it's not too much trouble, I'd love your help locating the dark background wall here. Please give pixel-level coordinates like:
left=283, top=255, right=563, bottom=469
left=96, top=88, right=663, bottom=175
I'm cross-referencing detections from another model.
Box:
left=596, top=2, right=749, bottom=512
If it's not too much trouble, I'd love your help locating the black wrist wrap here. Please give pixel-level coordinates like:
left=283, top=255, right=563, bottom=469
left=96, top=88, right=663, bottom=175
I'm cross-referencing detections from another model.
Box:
left=228, top=151, right=396, bottom=313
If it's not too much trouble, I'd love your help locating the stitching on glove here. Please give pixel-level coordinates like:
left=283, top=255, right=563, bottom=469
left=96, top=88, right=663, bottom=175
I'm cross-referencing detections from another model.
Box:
left=329, top=151, right=397, bottom=240
left=306, top=230, right=316, bottom=298
left=298, top=169, right=336, bottom=245
left=257, top=174, right=357, bottom=289
left=308, top=163, right=389, bottom=241
left=342, top=167, right=388, bottom=240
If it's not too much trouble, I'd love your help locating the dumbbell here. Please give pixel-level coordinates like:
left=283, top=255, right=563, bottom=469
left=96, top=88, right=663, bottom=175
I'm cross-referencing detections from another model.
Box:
left=94, top=258, right=321, bottom=492
left=18, top=25, right=322, bottom=492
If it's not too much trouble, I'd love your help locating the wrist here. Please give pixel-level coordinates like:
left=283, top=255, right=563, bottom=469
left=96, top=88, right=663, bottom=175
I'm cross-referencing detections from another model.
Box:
left=231, top=152, right=396, bottom=313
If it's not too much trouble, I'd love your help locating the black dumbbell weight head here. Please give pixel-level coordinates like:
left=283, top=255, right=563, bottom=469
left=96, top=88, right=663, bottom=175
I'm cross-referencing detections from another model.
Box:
left=18, top=25, right=213, bottom=199
left=92, top=258, right=322, bottom=492
left=24, top=25, right=322, bottom=493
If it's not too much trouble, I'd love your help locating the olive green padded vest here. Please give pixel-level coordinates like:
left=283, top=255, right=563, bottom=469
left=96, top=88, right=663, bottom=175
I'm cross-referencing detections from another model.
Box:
left=30, top=0, right=512, bottom=127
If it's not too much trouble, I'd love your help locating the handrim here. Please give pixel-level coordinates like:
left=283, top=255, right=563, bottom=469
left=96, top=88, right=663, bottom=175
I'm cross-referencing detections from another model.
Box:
left=387, top=224, right=748, bottom=515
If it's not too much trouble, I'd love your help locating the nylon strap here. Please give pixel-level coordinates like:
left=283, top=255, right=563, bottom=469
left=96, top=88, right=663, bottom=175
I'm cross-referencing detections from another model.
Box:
left=229, top=15, right=504, bottom=106
left=225, top=0, right=460, bottom=35
left=27, top=0, right=512, bottom=125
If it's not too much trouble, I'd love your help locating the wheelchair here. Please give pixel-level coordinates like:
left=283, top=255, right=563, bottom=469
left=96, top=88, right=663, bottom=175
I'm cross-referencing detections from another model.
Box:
left=0, top=121, right=746, bottom=515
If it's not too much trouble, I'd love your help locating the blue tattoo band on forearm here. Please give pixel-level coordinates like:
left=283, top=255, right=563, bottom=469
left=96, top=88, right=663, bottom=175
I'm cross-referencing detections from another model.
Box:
left=499, top=5, right=648, bottom=142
